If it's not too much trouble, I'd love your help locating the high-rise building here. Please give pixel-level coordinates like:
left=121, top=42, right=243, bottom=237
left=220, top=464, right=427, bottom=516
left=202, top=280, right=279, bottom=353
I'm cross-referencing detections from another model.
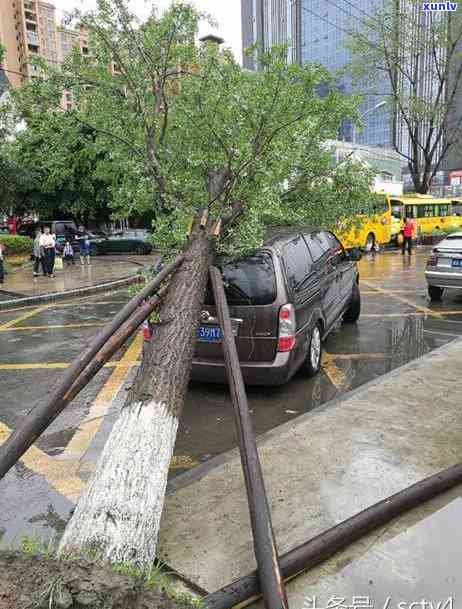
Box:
left=0, top=0, right=87, bottom=100
left=0, top=0, right=22, bottom=88
left=242, top=0, right=461, bottom=181
left=241, top=0, right=390, bottom=146
left=241, top=0, right=300, bottom=69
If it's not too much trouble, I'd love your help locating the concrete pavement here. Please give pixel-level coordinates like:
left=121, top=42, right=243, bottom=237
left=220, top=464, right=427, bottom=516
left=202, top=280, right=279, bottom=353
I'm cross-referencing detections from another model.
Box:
left=2, top=248, right=462, bottom=602
left=158, top=336, right=462, bottom=603
left=0, top=254, right=157, bottom=301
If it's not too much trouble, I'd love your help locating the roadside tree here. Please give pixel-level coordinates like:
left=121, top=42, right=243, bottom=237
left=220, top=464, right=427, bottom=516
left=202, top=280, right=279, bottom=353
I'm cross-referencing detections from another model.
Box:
left=347, top=0, right=462, bottom=193
left=23, top=0, right=374, bottom=567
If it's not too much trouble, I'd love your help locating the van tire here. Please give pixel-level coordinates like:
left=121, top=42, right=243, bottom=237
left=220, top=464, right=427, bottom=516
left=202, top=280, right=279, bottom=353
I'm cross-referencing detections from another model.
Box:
left=428, top=285, right=443, bottom=301
left=301, top=323, right=323, bottom=377
left=343, top=283, right=361, bottom=323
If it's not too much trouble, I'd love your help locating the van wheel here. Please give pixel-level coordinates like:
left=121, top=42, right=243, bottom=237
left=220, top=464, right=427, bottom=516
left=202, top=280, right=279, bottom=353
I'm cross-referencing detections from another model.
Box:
left=302, top=323, right=323, bottom=377
left=365, top=233, right=375, bottom=252
left=428, top=285, right=443, bottom=301
left=343, top=283, right=361, bottom=323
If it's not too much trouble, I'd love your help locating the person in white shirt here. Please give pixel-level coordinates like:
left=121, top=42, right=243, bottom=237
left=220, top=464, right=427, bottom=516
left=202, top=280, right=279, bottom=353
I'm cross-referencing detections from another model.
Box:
left=39, top=227, right=56, bottom=277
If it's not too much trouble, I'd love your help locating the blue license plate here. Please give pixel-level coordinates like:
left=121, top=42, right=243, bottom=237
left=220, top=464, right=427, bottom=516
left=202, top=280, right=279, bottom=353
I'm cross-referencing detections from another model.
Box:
left=197, top=325, right=222, bottom=342
left=452, top=259, right=462, bottom=267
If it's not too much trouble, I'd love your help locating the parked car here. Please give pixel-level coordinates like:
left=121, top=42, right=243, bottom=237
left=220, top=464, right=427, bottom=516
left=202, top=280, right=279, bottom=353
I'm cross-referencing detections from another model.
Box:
left=143, top=228, right=362, bottom=386
left=89, top=231, right=153, bottom=255
left=425, top=232, right=462, bottom=301
left=18, top=220, right=79, bottom=240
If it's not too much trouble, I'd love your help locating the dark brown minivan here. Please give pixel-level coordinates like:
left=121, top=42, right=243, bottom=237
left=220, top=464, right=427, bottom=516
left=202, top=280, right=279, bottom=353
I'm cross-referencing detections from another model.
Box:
left=189, top=228, right=361, bottom=386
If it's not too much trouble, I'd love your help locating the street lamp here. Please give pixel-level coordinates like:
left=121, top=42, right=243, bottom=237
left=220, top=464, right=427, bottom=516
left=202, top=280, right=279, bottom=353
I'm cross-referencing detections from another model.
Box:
left=352, top=100, right=387, bottom=144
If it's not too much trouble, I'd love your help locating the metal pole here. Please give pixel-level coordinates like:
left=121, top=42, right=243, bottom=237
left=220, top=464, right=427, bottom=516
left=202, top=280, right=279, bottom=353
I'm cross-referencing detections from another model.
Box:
left=204, top=461, right=462, bottom=609
left=62, top=286, right=168, bottom=410
left=210, top=266, right=289, bottom=609
left=0, top=257, right=183, bottom=481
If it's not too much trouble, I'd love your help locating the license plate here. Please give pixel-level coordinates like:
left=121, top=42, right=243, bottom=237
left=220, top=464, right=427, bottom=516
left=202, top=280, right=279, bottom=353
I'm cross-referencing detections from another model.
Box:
left=452, top=259, right=462, bottom=267
left=197, top=325, right=222, bottom=342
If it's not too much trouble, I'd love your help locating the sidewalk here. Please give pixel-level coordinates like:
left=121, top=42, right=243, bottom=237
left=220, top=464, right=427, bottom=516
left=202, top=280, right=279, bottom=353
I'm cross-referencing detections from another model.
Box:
left=0, top=255, right=157, bottom=302
left=159, top=338, right=462, bottom=604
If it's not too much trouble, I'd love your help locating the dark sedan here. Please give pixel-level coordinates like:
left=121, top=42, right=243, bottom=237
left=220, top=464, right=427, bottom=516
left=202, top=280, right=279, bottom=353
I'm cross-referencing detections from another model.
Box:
left=89, top=231, right=153, bottom=255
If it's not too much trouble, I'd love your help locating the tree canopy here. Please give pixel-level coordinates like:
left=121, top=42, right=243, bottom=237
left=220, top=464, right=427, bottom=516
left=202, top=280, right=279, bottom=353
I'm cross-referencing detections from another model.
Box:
left=347, top=0, right=462, bottom=193
left=16, top=0, right=375, bottom=255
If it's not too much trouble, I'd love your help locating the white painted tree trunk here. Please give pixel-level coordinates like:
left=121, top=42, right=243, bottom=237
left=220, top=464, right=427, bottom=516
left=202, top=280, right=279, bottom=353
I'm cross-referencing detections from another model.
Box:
left=59, top=400, right=178, bottom=566
left=59, top=227, right=213, bottom=569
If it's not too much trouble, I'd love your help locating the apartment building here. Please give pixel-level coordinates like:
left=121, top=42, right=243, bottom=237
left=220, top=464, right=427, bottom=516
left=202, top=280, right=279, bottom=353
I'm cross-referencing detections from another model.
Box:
left=0, top=0, right=88, bottom=98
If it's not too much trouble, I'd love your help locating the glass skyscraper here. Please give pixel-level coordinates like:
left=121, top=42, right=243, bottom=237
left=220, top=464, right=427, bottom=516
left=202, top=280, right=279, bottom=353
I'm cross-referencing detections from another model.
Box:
left=241, top=0, right=392, bottom=147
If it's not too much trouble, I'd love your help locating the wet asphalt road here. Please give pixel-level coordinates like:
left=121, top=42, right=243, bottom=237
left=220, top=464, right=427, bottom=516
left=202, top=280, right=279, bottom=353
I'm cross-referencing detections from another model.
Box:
left=1, top=246, right=462, bottom=546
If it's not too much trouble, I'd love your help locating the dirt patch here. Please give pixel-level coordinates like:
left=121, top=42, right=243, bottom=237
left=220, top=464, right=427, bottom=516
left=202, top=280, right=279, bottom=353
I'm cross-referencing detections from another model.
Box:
left=0, top=551, right=191, bottom=609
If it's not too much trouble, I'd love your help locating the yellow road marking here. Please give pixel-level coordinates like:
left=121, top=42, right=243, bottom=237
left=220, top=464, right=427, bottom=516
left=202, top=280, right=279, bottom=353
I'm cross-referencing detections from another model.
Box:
left=0, top=322, right=104, bottom=332
left=0, top=361, right=140, bottom=371
left=64, top=334, right=143, bottom=464
left=362, top=311, right=462, bottom=318
left=362, top=281, right=443, bottom=318
left=0, top=335, right=142, bottom=502
left=0, top=422, right=85, bottom=502
left=0, top=305, right=51, bottom=330
left=322, top=352, right=348, bottom=390
left=0, top=300, right=127, bottom=315
left=362, top=312, right=426, bottom=318
left=330, top=352, right=389, bottom=359
left=170, top=455, right=200, bottom=470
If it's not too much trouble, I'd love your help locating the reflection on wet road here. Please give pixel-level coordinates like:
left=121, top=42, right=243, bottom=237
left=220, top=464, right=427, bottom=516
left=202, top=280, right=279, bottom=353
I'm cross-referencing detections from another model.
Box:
left=176, top=248, right=462, bottom=469
left=2, top=247, right=462, bottom=545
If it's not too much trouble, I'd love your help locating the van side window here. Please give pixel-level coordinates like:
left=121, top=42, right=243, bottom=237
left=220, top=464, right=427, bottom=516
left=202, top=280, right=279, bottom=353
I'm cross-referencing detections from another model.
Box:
left=305, top=232, right=329, bottom=262
left=325, top=231, right=346, bottom=264
left=283, top=236, right=312, bottom=290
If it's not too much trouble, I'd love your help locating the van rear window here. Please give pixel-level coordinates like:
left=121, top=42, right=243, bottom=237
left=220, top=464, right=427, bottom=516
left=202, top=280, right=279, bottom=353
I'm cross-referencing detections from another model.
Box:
left=205, top=253, right=276, bottom=306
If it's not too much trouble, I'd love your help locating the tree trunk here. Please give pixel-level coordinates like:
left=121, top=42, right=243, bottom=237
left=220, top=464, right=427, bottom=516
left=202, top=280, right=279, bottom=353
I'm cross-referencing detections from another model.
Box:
left=59, top=224, right=214, bottom=568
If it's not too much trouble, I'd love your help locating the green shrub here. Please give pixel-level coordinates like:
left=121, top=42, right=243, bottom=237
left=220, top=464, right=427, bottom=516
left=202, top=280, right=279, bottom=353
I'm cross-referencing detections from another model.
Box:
left=0, top=234, right=33, bottom=255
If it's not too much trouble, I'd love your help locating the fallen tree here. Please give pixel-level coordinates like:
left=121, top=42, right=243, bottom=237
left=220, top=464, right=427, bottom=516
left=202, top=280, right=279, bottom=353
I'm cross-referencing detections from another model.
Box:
left=12, top=0, right=377, bottom=568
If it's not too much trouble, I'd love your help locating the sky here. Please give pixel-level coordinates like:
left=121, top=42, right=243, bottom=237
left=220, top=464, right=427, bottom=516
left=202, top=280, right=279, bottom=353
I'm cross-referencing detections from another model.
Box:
left=52, top=0, right=243, bottom=63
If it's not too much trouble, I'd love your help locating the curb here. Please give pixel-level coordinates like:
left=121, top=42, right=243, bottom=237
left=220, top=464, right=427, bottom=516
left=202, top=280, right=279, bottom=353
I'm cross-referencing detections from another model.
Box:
left=0, top=273, right=143, bottom=310
left=166, top=335, right=462, bottom=496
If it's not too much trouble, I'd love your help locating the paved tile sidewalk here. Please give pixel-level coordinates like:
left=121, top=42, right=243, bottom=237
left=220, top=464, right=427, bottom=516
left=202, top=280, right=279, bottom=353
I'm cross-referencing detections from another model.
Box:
left=1, top=255, right=157, bottom=298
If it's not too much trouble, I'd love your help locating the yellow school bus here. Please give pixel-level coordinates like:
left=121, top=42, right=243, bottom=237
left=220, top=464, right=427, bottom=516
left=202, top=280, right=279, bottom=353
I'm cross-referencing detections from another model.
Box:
left=390, top=194, right=462, bottom=235
left=338, top=193, right=392, bottom=250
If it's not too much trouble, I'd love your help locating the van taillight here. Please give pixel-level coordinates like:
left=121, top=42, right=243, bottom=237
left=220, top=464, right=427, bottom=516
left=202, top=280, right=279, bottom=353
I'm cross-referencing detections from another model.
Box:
left=427, top=253, right=438, bottom=267
left=277, top=304, right=296, bottom=352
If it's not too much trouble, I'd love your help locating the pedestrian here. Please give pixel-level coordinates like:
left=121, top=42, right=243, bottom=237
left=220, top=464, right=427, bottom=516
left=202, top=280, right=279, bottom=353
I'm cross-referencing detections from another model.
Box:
left=33, top=230, right=45, bottom=277
left=80, top=236, right=91, bottom=266
left=0, top=242, right=5, bottom=284
left=63, top=241, right=76, bottom=266
left=401, top=216, right=415, bottom=256
left=39, top=227, right=56, bottom=277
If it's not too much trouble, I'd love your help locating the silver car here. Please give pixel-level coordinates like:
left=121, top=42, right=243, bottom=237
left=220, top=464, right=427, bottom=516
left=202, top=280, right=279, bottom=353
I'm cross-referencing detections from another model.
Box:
left=425, top=232, right=462, bottom=300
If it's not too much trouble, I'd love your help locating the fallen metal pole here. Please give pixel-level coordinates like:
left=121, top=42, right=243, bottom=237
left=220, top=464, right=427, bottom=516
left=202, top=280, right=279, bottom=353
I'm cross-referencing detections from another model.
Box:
left=210, top=266, right=289, bottom=609
left=204, top=462, right=462, bottom=609
left=0, top=256, right=183, bottom=481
